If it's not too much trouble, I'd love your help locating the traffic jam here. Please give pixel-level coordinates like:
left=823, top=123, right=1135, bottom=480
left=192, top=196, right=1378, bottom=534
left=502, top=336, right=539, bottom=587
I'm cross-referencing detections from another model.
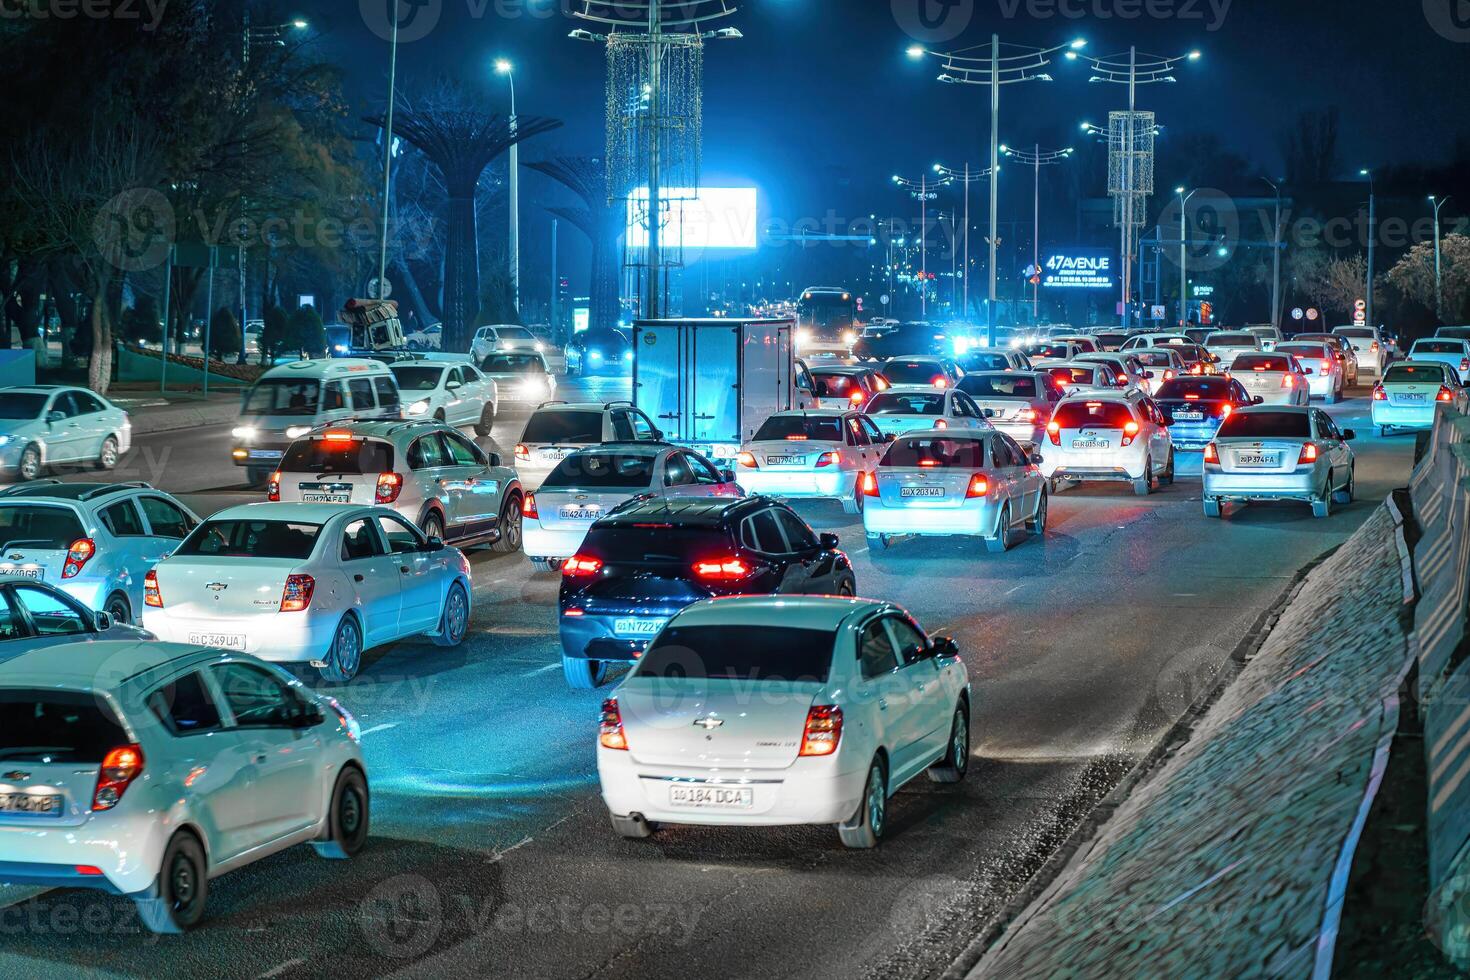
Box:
left=0, top=312, right=1430, bottom=935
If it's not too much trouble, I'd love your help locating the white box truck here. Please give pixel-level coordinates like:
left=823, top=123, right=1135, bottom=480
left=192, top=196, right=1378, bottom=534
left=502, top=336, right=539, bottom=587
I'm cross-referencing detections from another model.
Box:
left=632, top=317, right=820, bottom=465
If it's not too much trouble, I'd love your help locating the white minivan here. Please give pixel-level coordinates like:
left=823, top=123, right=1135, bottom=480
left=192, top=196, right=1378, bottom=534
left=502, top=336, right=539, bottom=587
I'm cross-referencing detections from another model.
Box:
left=231, top=360, right=402, bottom=485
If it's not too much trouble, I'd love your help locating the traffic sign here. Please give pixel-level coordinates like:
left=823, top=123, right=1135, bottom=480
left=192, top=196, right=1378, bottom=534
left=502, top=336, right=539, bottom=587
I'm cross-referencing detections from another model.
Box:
left=880, top=294, right=891, bottom=306
left=368, top=276, right=393, bottom=300
left=1306, top=308, right=1320, bottom=321
left=1291, top=307, right=1304, bottom=321
left=1150, top=305, right=1167, bottom=320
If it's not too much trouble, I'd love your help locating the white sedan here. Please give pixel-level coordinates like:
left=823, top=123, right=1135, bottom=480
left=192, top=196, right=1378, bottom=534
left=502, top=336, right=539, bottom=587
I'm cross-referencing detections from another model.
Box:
left=863, top=387, right=993, bottom=440
left=1227, top=353, right=1311, bottom=407
left=597, top=596, right=971, bottom=848
left=735, top=410, right=886, bottom=514
left=142, top=503, right=473, bottom=682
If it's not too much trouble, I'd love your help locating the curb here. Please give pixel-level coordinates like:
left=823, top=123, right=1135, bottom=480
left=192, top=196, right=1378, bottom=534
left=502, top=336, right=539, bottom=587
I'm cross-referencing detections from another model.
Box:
left=122, top=402, right=242, bottom=437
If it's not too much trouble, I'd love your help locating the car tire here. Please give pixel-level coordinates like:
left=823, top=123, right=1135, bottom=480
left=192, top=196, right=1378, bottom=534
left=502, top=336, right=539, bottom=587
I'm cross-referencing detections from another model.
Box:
left=1161, top=448, right=1176, bottom=486
left=837, top=756, right=887, bottom=849
left=985, top=504, right=1012, bottom=554
left=319, top=615, right=363, bottom=683
left=421, top=510, right=446, bottom=543
left=432, top=582, right=470, bottom=648
left=563, top=655, right=607, bottom=689
left=95, top=435, right=119, bottom=471
left=492, top=493, right=523, bottom=553
left=18, top=444, right=42, bottom=482
left=474, top=403, right=497, bottom=437
left=842, top=482, right=864, bottom=515
left=312, top=766, right=370, bottom=859
left=434, top=409, right=446, bottom=424
left=927, top=703, right=970, bottom=784
left=530, top=557, right=559, bottom=573
left=1326, top=387, right=1340, bottom=405
left=836, top=577, right=856, bottom=597
left=134, top=832, right=208, bottom=934
left=1203, top=497, right=1223, bottom=519
left=1025, top=490, right=1048, bottom=534
left=1133, top=456, right=1154, bottom=496
left=609, top=812, right=656, bottom=839
left=1333, top=465, right=1355, bottom=506
left=1311, top=472, right=1334, bottom=519
left=104, top=592, right=131, bottom=626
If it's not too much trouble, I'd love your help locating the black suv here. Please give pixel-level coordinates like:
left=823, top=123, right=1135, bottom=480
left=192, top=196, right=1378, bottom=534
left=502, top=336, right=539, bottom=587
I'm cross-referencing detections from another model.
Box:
left=556, top=496, right=856, bottom=688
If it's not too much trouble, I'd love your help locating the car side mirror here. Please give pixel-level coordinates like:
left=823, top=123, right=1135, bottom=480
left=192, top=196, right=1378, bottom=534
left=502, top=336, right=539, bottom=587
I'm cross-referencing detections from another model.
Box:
left=1302, top=368, right=1313, bottom=375
left=930, top=635, right=960, bottom=659
left=982, top=408, right=997, bottom=418
left=651, top=429, right=664, bottom=441
left=46, top=410, right=64, bottom=423
left=423, top=536, right=446, bottom=552
left=1144, top=371, right=1155, bottom=379
left=1343, top=429, right=1356, bottom=441
left=1029, top=452, right=1044, bottom=465
left=94, top=611, right=113, bottom=631
left=446, top=380, right=462, bottom=390
left=1253, top=396, right=1265, bottom=404
left=485, top=452, right=502, bottom=468
left=719, top=468, right=737, bottom=484
left=819, top=532, right=840, bottom=550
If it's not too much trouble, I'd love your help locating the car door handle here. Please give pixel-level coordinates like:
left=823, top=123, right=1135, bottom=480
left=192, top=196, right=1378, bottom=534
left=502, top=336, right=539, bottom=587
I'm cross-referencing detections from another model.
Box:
left=400, top=566, right=411, bottom=575
left=354, top=574, right=365, bottom=583
left=878, top=697, right=888, bottom=710
left=253, top=753, right=267, bottom=764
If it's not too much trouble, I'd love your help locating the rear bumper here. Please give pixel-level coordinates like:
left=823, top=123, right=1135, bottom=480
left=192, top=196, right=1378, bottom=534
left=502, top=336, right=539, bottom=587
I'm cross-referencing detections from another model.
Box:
left=141, top=610, right=333, bottom=663
left=1372, top=402, right=1437, bottom=428
left=1167, top=421, right=1224, bottom=450
left=1203, top=467, right=1321, bottom=501
left=0, top=818, right=164, bottom=897
left=560, top=607, right=691, bottom=662
left=1040, top=447, right=1148, bottom=481
left=992, top=422, right=1044, bottom=448
left=735, top=469, right=855, bottom=499
left=523, top=521, right=593, bottom=561
left=863, top=501, right=993, bottom=537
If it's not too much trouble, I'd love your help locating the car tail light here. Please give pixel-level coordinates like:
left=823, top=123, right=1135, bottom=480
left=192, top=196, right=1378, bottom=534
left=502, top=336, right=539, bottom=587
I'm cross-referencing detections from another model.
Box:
left=737, top=451, right=758, bottom=469
left=1439, top=386, right=1455, bottom=403
left=62, top=538, right=95, bottom=579
left=861, top=472, right=879, bottom=497
left=1185, top=393, right=1200, bottom=400
left=934, top=419, right=948, bottom=429
left=92, top=744, right=144, bottom=811
left=815, top=452, right=839, bottom=468
left=599, top=699, right=628, bottom=751
left=266, top=470, right=283, bottom=501
left=1298, top=443, right=1318, bottom=465
left=692, top=556, right=752, bottom=581
left=376, top=472, right=404, bottom=504
left=1164, top=369, right=1176, bottom=381
left=514, top=443, right=530, bottom=461
left=1460, top=358, right=1468, bottom=373
left=934, top=377, right=948, bottom=388
left=1219, top=404, right=1233, bottom=419
left=280, top=574, right=315, bottom=612
left=144, top=570, right=162, bottom=607
left=1280, top=375, right=1294, bottom=388
left=966, top=474, right=989, bottom=498
left=799, top=705, right=843, bottom=757
left=1116, top=376, right=1129, bottom=387
left=1190, top=363, right=1204, bottom=375
left=1121, top=421, right=1141, bottom=447
left=522, top=492, right=539, bottom=519
left=563, top=555, right=602, bottom=577
left=849, top=390, right=865, bottom=405
left=1047, top=421, right=1061, bottom=446
left=1021, top=408, right=1039, bottom=422
left=76, top=866, right=104, bottom=876
left=1371, top=342, right=1379, bottom=352
left=1204, top=442, right=1219, bottom=463
left=1372, top=383, right=1386, bottom=401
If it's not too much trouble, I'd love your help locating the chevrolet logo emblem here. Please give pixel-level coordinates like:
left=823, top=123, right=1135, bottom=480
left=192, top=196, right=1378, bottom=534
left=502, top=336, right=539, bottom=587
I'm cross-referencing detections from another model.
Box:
left=206, top=583, right=227, bottom=591
left=3, top=771, right=30, bottom=781
left=692, top=716, right=724, bottom=730
left=6, top=554, right=22, bottom=561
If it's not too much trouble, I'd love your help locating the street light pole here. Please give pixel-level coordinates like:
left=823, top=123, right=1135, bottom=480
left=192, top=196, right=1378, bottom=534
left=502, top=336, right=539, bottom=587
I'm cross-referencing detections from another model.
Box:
left=377, top=13, right=400, bottom=304
left=1262, top=177, right=1283, bottom=330
left=1361, top=169, right=1376, bottom=328
left=933, top=162, right=994, bottom=323
left=496, top=59, right=520, bottom=314
left=1176, top=187, right=1197, bottom=326
left=1000, top=145, right=1072, bottom=320
left=1431, top=195, right=1451, bottom=322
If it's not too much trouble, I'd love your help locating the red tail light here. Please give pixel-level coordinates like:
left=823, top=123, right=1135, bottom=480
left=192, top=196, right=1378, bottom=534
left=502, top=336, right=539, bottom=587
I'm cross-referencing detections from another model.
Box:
left=280, top=574, right=315, bottom=612
left=1219, top=404, right=1233, bottom=419
left=514, top=443, right=531, bottom=461
left=965, top=474, right=989, bottom=498
left=736, top=451, right=758, bottom=469
left=1046, top=421, right=1061, bottom=446
left=1164, top=369, right=1176, bottom=381
left=1372, top=383, right=1386, bottom=401
left=144, top=570, right=162, bottom=608
left=1460, top=358, right=1468, bottom=373
left=1184, top=393, right=1200, bottom=400
left=1121, top=421, right=1141, bottom=447
left=92, top=744, right=144, bottom=811
left=563, top=554, right=603, bottom=577
left=815, top=452, right=839, bottom=468
left=522, top=492, right=539, bottom=519
left=861, top=472, right=879, bottom=497
left=267, top=471, right=281, bottom=502
left=1021, top=408, right=1039, bottom=422
left=1280, top=375, right=1294, bottom=389
left=62, top=538, right=95, bottom=579
left=934, top=377, right=948, bottom=388
left=1438, top=386, right=1455, bottom=403
left=1204, top=442, right=1219, bottom=463
left=599, top=699, right=628, bottom=751
left=849, top=390, right=865, bottom=405
left=1116, top=375, right=1130, bottom=387
left=692, top=556, right=751, bottom=580
left=799, top=705, right=843, bottom=756
left=1190, top=363, right=1204, bottom=375
left=1370, top=342, right=1379, bottom=352
left=1298, top=443, right=1318, bottom=465
left=376, top=472, right=404, bottom=504
left=934, top=419, right=948, bottom=429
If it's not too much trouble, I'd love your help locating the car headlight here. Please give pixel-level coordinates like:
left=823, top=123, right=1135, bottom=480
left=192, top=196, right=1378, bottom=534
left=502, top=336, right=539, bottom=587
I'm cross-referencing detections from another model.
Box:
left=285, top=426, right=311, bottom=439
left=407, top=399, right=431, bottom=416
left=534, top=341, right=544, bottom=351
left=232, top=426, right=256, bottom=439
left=623, top=350, right=633, bottom=362
left=590, top=351, right=603, bottom=362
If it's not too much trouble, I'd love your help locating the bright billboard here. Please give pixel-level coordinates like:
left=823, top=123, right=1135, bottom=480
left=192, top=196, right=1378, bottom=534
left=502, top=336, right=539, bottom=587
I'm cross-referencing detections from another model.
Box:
left=625, top=187, right=759, bottom=251
left=1040, top=248, right=1116, bottom=290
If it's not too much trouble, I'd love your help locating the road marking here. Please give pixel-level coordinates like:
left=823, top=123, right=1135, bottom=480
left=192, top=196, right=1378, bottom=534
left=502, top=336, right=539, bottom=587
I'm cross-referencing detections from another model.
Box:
left=1005, top=584, right=1024, bottom=596
left=360, top=723, right=398, bottom=737
left=524, top=663, right=561, bottom=676
left=257, top=960, right=305, bottom=979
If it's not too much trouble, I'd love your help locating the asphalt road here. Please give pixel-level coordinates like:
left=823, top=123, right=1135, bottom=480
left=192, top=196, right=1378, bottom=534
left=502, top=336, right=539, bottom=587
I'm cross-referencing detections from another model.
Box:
left=0, top=378, right=1414, bottom=980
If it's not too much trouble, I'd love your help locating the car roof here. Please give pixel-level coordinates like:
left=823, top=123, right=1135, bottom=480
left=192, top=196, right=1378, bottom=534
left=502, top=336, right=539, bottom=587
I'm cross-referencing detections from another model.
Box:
left=0, top=639, right=220, bottom=689
left=0, top=481, right=150, bottom=502
left=260, top=358, right=391, bottom=381
left=765, top=409, right=858, bottom=420
left=596, top=495, right=764, bottom=528
left=563, top=441, right=669, bottom=457
left=296, top=419, right=449, bottom=441
left=674, top=595, right=883, bottom=630
left=0, top=385, right=69, bottom=395
left=1390, top=360, right=1452, bottom=371
left=204, top=501, right=367, bottom=523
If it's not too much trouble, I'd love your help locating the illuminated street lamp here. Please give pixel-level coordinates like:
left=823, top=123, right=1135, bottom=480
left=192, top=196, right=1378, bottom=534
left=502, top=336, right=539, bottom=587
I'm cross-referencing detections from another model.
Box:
left=1002, top=145, right=1073, bottom=318
left=894, top=170, right=952, bottom=317
left=1361, top=169, right=1376, bottom=327
left=1431, top=195, right=1452, bottom=320
left=496, top=58, right=521, bottom=311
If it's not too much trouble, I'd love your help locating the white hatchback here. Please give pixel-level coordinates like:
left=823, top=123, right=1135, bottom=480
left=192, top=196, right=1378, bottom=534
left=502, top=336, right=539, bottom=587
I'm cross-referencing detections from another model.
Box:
left=1040, top=361, right=1123, bottom=395
left=863, top=387, right=992, bottom=440
left=389, top=357, right=499, bottom=434
left=1227, top=352, right=1311, bottom=407
left=735, top=410, right=886, bottom=514
left=142, top=503, right=473, bottom=682
left=0, top=641, right=367, bottom=933
left=597, top=596, right=970, bottom=848
left=1132, top=348, right=1186, bottom=396
left=1039, top=391, right=1175, bottom=495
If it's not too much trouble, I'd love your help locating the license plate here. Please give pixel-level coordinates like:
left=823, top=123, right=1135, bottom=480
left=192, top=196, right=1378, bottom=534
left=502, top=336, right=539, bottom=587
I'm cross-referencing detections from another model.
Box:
left=1235, top=453, right=1278, bottom=467
left=248, top=450, right=282, bottom=460
left=188, top=632, right=248, bottom=651
left=0, top=793, right=62, bottom=816
left=0, top=566, right=43, bottom=580
left=669, top=785, right=754, bottom=810
left=539, top=449, right=571, bottom=461
left=303, top=492, right=351, bottom=503
left=1173, top=411, right=1204, bottom=421
left=900, top=487, right=944, bottom=498
left=764, top=456, right=803, bottom=466
left=558, top=506, right=601, bottom=521
left=1396, top=393, right=1427, bottom=403
left=1072, top=438, right=1110, bottom=450
left=613, top=617, right=667, bottom=638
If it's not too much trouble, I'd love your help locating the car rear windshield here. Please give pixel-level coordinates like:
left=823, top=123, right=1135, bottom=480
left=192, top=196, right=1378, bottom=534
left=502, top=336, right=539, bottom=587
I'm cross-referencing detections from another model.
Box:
left=959, top=374, right=1038, bottom=398
left=522, top=410, right=603, bottom=444
left=1234, top=355, right=1292, bottom=372
left=0, top=690, right=129, bottom=763
left=1216, top=411, right=1310, bottom=439
left=581, top=526, right=735, bottom=565
left=242, top=379, right=321, bottom=417
left=1335, top=328, right=1374, bottom=338
left=1094, top=333, right=1128, bottom=348
left=1024, top=343, right=1071, bottom=359
left=1158, top=344, right=1204, bottom=363
left=811, top=373, right=857, bottom=398
left=867, top=392, right=945, bottom=416
left=1157, top=378, right=1232, bottom=400
left=882, top=361, right=946, bottom=385
left=635, top=625, right=835, bottom=681
left=280, top=438, right=394, bottom=474
left=0, top=505, right=87, bottom=552
left=389, top=366, right=443, bottom=391
left=1209, top=333, right=1258, bottom=346
left=1436, top=327, right=1470, bottom=341
left=1277, top=345, right=1328, bottom=359
left=1414, top=341, right=1466, bottom=354
left=0, top=393, right=46, bottom=420
left=176, top=519, right=322, bottom=559
left=1385, top=364, right=1449, bottom=384
left=960, top=353, right=1012, bottom=371
left=1134, top=351, right=1175, bottom=367
left=1052, top=401, right=1136, bottom=428
left=883, top=436, right=985, bottom=468
left=752, top=415, right=845, bottom=442
left=540, top=452, right=656, bottom=489
left=1048, top=366, right=1098, bottom=385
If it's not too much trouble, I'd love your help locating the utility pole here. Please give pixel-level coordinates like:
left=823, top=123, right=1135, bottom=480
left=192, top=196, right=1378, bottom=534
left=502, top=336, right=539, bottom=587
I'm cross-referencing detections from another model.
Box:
left=1176, top=187, right=1197, bottom=326
left=378, top=13, right=399, bottom=303
left=495, top=59, right=520, bottom=312
left=1362, top=169, right=1376, bottom=328
left=1262, top=178, right=1283, bottom=330
left=1000, top=145, right=1072, bottom=319
left=1431, top=195, right=1451, bottom=322
left=894, top=171, right=952, bottom=319
left=934, top=162, right=993, bottom=322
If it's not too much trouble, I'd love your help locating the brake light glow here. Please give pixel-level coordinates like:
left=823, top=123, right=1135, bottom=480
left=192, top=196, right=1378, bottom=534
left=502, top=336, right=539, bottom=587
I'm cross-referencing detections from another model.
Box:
left=692, top=556, right=751, bottom=580
left=267, top=471, right=282, bottom=502
left=935, top=419, right=948, bottom=429
left=815, top=452, right=839, bottom=468
left=375, top=472, right=404, bottom=504
left=861, top=472, right=879, bottom=496
left=1281, top=375, right=1294, bottom=388
left=1164, top=370, right=1176, bottom=381
left=62, top=538, right=95, bottom=579
left=1021, top=408, right=1039, bottom=422
left=1204, top=442, right=1219, bottom=463
left=599, top=699, right=628, bottom=751
left=1047, top=421, right=1061, bottom=446
left=1219, top=404, right=1233, bottom=418
left=1439, top=386, right=1455, bottom=402
left=563, top=555, right=603, bottom=577
left=522, top=492, right=539, bottom=519
left=1190, top=364, right=1204, bottom=375
left=1184, top=393, right=1200, bottom=400
left=92, top=744, right=144, bottom=811
left=737, top=451, right=758, bottom=469
left=1121, top=421, right=1141, bottom=447
left=934, top=377, right=948, bottom=388
left=1298, top=443, right=1318, bottom=464
left=919, top=459, right=941, bottom=467
left=144, top=571, right=162, bottom=607
left=280, top=574, right=315, bottom=612
left=849, top=390, right=866, bottom=405
left=784, top=435, right=810, bottom=441
left=1371, top=342, right=1379, bottom=352
left=322, top=430, right=355, bottom=442
left=1461, top=358, right=1468, bottom=373
left=966, top=474, right=990, bottom=498
left=1372, top=383, right=1386, bottom=401
left=799, top=705, right=843, bottom=757
left=514, top=443, right=531, bottom=461
left=76, top=866, right=104, bottom=876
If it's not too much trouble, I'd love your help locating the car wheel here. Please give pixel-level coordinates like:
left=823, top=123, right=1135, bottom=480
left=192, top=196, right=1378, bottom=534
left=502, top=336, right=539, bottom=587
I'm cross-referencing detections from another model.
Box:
left=842, top=481, right=864, bottom=515
left=105, top=593, right=131, bottom=626
left=927, top=703, right=970, bottom=784
left=1133, top=456, right=1154, bottom=496
left=837, top=756, right=887, bottom=849
left=432, top=582, right=470, bottom=647
left=1333, top=465, right=1355, bottom=505
left=95, top=436, right=119, bottom=471
left=320, top=616, right=363, bottom=683
left=313, top=767, right=370, bottom=859
left=609, top=811, right=656, bottom=839
left=433, top=409, right=446, bottom=423
left=530, top=557, right=559, bottom=573
left=421, top=510, right=446, bottom=543
left=985, top=503, right=1012, bottom=554
left=1326, top=387, right=1340, bottom=405
left=836, top=578, right=855, bottom=598
left=134, top=832, right=208, bottom=934
left=1025, top=490, right=1048, bottom=534
left=1311, top=472, right=1334, bottom=519
left=1203, top=497, right=1223, bottom=519
left=1377, top=425, right=1389, bottom=437
left=474, top=403, right=497, bottom=437
left=492, top=494, right=523, bottom=553
left=1161, top=448, right=1176, bottom=486
left=18, top=444, right=41, bottom=481
left=562, top=655, right=607, bottom=690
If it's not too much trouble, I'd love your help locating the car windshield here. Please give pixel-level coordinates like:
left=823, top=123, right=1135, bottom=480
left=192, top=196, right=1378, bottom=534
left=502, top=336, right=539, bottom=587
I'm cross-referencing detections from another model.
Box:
left=1048, top=366, right=1099, bottom=385
left=522, top=411, right=602, bottom=444
left=1436, top=327, right=1470, bottom=341
left=867, top=392, right=945, bottom=416
left=1233, top=355, right=1292, bottom=372
left=1052, top=401, right=1136, bottom=429
left=389, top=366, right=444, bottom=391
left=0, top=505, right=87, bottom=552
left=497, top=326, right=535, bottom=341
left=242, top=379, right=321, bottom=417
left=0, top=393, right=46, bottom=420
left=1134, top=351, right=1176, bottom=367
left=1216, top=411, right=1311, bottom=439
left=1094, top=333, right=1127, bottom=348
left=883, top=436, right=985, bottom=468
left=1385, top=364, right=1449, bottom=384
left=960, top=353, right=1012, bottom=372
left=0, top=690, right=128, bottom=763
left=482, top=354, right=543, bottom=373
left=1157, top=378, right=1233, bottom=400
left=280, top=438, right=394, bottom=474
left=752, top=416, right=845, bottom=442
left=1209, top=334, right=1258, bottom=346
left=1335, top=328, right=1374, bottom=338
left=1277, top=345, right=1327, bottom=359
left=176, top=519, right=322, bottom=559
left=540, top=452, right=656, bottom=489
left=1024, top=343, right=1072, bottom=359
left=959, top=374, right=1038, bottom=398
left=635, top=625, right=835, bottom=682
left=1413, top=341, right=1465, bottom=354
left=883, top=361, right=946, bottom=385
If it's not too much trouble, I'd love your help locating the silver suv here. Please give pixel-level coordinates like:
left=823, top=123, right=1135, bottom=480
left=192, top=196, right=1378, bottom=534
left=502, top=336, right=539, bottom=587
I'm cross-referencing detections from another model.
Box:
left=270, top=420, right=525, bottom=552
left=513, top=400, right=663, bottom=490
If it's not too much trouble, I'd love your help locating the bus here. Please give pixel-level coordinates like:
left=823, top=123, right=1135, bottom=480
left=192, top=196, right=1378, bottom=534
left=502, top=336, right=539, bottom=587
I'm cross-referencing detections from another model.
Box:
left=796, top=287, right=858, bottom=353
